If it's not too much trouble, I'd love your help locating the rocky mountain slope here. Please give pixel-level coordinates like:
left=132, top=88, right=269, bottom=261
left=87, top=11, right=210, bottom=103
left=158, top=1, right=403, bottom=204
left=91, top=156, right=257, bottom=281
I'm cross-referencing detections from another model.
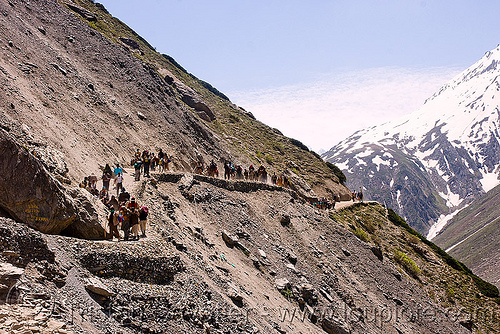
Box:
left=0, top=173, right=499, bottom=333
left=322, top=45, right=500, bottom=235
left=433, top=183, right=500, bottom=289
left=0, top=0, right=346, bottom=201
left=0, top=0, right=499, bottom=333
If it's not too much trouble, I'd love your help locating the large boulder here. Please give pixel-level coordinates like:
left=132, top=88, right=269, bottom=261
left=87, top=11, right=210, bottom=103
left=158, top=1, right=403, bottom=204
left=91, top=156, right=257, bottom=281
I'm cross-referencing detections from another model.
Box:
left=0, top=131, right=106, bottom=239
left=65, top=2, right=97, bottom=21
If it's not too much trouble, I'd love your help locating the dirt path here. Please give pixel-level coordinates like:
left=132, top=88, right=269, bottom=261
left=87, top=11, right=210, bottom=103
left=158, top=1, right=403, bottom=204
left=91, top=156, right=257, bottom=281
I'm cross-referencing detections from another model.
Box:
left=116, top=168, right=371, bottom=213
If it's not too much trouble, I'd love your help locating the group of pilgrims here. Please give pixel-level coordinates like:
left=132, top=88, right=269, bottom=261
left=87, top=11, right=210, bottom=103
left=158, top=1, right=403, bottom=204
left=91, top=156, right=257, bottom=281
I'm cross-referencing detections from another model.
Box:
left=78, top=148, right=365, bottom=241
left=197, top=160, right=293, bottom=188
left=79, top=162, right=148, bottom=241
left=132, top=148, right=172, bottom=181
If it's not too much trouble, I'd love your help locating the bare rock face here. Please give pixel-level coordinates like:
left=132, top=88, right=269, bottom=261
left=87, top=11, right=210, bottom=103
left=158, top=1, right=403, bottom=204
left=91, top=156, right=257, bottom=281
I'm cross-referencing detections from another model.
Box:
left=65, top=2, right=97, bottom=21
left=119, top=37, right=140, bottom=50
left=85, top=277, right=115, bottom=297
left=174, top=79, right=216, bottom=122
left=0, top=131, right=106, bottom=239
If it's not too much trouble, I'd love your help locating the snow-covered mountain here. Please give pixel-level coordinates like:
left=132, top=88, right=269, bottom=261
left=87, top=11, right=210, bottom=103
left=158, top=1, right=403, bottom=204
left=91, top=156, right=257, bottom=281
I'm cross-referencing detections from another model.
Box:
left=323, top=45, right=500, bottom=235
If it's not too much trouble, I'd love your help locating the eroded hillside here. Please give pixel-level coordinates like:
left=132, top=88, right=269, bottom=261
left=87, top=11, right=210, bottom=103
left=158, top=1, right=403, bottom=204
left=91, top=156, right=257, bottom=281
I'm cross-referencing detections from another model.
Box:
left=0, top=0, right=345, bottom=200
left=0, top=1, right=499, bottom=334
left=0, top=173, right=499, bottom=333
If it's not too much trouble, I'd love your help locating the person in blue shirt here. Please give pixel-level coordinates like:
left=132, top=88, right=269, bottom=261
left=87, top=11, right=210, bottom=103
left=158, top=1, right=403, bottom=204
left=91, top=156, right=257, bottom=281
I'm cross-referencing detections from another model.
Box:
left=114, top=163, right=123, bottom=178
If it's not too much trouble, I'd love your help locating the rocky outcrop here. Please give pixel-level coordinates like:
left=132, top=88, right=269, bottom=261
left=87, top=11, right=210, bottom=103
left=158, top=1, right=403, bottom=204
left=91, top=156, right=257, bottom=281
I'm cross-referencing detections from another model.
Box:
left=85, top=277, right=115, bottom=297
left=173, top=78, right=216, bottom=122
left=0, top=263, right=24, bottom=301
left=0, top=131, right=106, bottom=239
left=0, top=218, right=64, bottom=300
left=65, top=2, right=97, bottom=21
left=62, top=188, right=109, bottom=240
left=79, top=250, right=184, bottom=284
left=119, top=37, right=140, bottom=50
left=0, top=218, right=55, bottom=266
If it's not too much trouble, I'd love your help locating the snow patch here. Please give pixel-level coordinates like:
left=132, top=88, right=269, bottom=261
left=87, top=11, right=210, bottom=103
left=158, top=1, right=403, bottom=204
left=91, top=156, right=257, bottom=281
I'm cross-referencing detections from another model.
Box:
left=355, top=157, right=367, bottom=166
left=438, top=185, right=462, bottom=208
left=335, top=161, right=349, bottom=171
left=396, top=190, right=402, bottom=210
left=372, top=155, right=391, bottom=171
left=357, top=148, right=374, bottom=158
left=427, top=208, right=463, bottom=240
left=480, top=171, right=499, bottom=192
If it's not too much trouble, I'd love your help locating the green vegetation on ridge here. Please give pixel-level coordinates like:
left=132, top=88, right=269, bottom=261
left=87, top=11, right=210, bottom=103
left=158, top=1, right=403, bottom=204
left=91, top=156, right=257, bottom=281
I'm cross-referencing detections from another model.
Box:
left=387, top=208, right=499, bottom=299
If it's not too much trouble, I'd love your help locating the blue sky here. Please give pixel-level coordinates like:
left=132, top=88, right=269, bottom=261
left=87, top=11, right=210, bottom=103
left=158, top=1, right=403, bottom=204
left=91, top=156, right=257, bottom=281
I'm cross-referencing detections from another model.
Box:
left=99, top=0, right=500, bottom=151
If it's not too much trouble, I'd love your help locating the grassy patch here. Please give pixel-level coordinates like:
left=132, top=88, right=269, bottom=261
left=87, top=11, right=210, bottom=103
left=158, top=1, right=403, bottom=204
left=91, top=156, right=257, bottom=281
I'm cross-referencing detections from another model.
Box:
left=281, top=288, right=292, bottom=299
left=289, top=138, right=309, bottom=151
left=393, top=250, right=421, bottom=278
left=353, top=228, right=370, bottom=242
left=388, top=208, right=499, bottom=298
left=446, top=287, right=455, bottom=302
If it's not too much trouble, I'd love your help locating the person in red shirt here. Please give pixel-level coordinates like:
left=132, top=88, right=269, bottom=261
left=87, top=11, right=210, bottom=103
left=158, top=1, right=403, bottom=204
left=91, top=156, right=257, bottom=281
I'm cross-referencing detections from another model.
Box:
left=128, top=197, right=138, bottom=209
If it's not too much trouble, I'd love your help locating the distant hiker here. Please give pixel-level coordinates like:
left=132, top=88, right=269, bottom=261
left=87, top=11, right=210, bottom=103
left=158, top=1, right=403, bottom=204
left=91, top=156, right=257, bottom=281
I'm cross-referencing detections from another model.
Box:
left=151, top=153, right=158, bottom=172
left=158, top=156, right=163, bottom=172
left=236, top=165, right=243, bottom=179
left=79, top=177, right=89, bottom=188
left=207, top=160, right=218, bottom=177
left=283, top=175, right=290, bottom=188
left=271, top=173, right=277, bottom=185
left=195, top=161, right=203, bottom=175
left=130, top=207, right=140, bottom=241
left=102, top=172, right=111, bottom=190
left=108, top=195, right=119, bottom=212
left=143, top=154, right=151, bottom=177
left=134, top=160, right=142, bottom=181
left=352, top=191, right=356, bottom=202
left=139, top=206, right=148, bottom=237
left=120, top=207, right=130, bottom=241
left=114, top=164, right=123, bottom=178
left=224, top=162, right=231, bottom=180
left=99, top=187, right=109, bottom=203
left=277, top=174, right=283, bottom=187
left=128, top=197, right=139, bottom=210
left=115, top=172, right=123, bottom=195
left=257, top=165, right=267, bottom=183
left=108, top=209, right=120, bottom=240
left=244, top=169, right=249, bottom=180
left=103, top=163, right=112, bottom=177
left=118, top=190, right=130, bottom=204
left=88, top=173, right=98, bottom=189
left=249, top=165, right=255, bottom=180
left=358, top=187, right=364, bottom=203
left=158, top=148, right=164, bottom=160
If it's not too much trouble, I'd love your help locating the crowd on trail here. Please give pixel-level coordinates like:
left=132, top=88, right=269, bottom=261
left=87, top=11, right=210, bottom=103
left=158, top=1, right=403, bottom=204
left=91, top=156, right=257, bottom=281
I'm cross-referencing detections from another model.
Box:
left=78, top=148, right=365, bottom=240
left=131, top=148, right=173, bottom=181
left=352, top=187, right=364, bottom=203
left=311, top=196, right=340, bottom=210
left=196, top=160, right=295, bottom=189
left=79, top=162, right=149, bottom=241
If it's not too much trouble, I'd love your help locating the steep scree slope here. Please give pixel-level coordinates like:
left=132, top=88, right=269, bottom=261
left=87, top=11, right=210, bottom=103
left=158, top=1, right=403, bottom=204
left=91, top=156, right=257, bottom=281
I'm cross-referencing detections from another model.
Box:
left=0, top=1, right=498, bottom=333
left=0, top=0, right=345, bottom=200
